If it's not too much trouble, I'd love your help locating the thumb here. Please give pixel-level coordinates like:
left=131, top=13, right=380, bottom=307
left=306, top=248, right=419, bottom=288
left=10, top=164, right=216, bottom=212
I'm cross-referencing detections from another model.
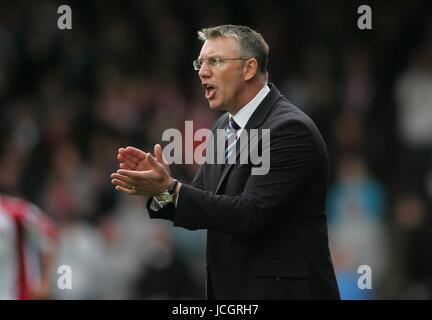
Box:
left=154, top=144, right=171, bottom=175
left=154, top=144, right=164, bottom=164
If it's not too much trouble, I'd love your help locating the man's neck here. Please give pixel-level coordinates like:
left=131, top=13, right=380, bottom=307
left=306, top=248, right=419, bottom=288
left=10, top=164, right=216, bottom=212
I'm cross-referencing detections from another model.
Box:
left=229, top=80, right=266, bottom=116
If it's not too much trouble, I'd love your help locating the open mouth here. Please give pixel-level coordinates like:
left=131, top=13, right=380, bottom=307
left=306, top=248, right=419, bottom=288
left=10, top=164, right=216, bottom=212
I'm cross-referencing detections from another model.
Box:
left=203, top=83, right=217, bottom=100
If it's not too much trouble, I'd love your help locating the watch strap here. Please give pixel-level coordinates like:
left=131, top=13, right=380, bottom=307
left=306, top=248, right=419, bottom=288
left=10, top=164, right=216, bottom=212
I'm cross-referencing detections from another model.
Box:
left=167, top=179, right=178, bottom=194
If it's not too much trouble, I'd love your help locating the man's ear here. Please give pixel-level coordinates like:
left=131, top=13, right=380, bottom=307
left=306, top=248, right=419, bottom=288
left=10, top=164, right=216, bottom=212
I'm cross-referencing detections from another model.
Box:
left=243, top=58, right=258, bottom=81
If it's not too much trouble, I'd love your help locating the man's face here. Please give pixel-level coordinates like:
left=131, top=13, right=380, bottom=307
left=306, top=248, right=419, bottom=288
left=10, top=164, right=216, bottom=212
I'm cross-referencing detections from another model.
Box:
left=198, top=37, right=246, bottom=112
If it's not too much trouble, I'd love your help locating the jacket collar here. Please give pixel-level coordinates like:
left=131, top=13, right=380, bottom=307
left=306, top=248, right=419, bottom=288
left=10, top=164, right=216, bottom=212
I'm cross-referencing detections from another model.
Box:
left=244, top=83, right=282, bottom=129
left=219, top=83, right=281, bottom=130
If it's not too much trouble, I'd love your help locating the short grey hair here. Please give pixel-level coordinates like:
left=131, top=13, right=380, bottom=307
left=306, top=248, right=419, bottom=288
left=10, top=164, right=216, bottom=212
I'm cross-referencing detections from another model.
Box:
left=197, top=25, right=269, bottom=81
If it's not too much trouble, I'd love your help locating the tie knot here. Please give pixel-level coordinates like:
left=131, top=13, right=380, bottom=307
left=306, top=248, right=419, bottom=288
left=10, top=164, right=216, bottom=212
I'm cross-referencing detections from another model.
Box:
left=229, top=117, right=241, bottom=131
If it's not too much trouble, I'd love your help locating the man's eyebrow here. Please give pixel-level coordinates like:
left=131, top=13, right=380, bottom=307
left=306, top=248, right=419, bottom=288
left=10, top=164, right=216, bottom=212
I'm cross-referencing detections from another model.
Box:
left=198, top=54, right=221, bottom=59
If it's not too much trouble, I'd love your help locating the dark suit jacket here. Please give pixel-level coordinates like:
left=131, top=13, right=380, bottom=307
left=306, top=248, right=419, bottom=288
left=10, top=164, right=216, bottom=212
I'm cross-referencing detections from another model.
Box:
left=147, top=84, right=340, bottom=299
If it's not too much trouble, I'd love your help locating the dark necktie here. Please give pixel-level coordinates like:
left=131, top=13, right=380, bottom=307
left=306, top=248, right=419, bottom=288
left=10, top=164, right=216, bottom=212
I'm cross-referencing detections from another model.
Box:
left=225, top=117, right=241, bottom=161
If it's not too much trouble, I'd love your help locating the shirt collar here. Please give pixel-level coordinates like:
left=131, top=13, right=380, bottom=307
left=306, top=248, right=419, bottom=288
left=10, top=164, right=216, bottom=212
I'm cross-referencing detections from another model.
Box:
left=229, top=84, right=270, bottom=129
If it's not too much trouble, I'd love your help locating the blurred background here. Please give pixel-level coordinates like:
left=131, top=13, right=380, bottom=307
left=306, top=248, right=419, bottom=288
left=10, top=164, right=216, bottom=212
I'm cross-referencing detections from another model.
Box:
left=0, top=0, right=431, bottom=299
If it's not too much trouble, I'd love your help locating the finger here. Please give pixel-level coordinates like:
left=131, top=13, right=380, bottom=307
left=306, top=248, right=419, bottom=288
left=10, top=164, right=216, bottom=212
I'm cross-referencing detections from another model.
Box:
left=112, top=177, right=155, bottom=193
left=113, top=180, right=159, bottom=196
left=111, top=172, right=139, bottom=186
left=119, top=163, right=129, bottom=169
left=115, top=169, right=158, bottom=183
left=115, top=169, right=144, bottom=179
left=118, top=152, right=141, bottom=167
left=111, top=178, right=133, bottom=190
left=117, top=154, right=138, bottom=169
left=115, top=170, right=161, bottom=189
left=114, top=185, right=137, bottom=195
left=124, top=146, right=148, bottom=160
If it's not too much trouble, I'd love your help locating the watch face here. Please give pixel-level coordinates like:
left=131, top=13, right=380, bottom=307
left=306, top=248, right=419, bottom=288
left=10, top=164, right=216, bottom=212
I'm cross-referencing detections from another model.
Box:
left=159, top=192, right=174, bottom=202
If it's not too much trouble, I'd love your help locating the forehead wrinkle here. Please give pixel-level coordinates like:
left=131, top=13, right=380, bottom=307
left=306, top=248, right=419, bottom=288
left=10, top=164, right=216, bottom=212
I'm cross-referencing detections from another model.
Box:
left=199, top=38, right=239, bottom=59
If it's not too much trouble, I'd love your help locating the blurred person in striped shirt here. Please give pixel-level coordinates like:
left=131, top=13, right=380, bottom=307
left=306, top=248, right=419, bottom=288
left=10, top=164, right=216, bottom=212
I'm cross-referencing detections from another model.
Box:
left=0, top=194, right=58, bottom=299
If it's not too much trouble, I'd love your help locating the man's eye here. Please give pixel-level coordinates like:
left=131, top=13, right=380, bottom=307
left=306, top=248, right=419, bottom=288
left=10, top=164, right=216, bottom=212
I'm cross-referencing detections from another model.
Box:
left=208, top=57, right=218, bottom=65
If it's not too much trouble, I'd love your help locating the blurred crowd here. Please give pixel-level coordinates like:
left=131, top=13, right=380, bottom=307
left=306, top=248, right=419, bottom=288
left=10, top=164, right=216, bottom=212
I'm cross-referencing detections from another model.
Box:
left=0, top=0, right=431, bottom=299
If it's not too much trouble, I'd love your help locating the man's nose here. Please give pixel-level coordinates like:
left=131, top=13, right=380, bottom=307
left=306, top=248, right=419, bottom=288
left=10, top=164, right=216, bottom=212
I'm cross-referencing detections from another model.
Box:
left=198, top=64, right=212, bottom=79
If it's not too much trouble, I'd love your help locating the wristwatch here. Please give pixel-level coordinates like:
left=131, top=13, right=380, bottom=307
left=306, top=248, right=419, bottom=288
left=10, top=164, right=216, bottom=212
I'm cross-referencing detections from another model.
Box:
left=155, top=179, right=178, bottom=205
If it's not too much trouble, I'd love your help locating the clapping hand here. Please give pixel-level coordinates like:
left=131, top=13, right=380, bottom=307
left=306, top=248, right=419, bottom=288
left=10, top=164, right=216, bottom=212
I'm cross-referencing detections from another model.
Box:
left=111, top=144, right=173, bottom=196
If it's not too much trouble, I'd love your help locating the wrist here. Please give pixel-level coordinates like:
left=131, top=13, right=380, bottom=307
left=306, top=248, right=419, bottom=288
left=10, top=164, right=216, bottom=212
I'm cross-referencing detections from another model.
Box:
left=155, top=178, right=178, bottom=204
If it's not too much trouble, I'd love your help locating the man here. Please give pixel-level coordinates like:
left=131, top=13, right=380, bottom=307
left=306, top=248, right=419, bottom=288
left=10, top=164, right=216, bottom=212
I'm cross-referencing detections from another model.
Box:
left=111, top=25, right=340, bottom=299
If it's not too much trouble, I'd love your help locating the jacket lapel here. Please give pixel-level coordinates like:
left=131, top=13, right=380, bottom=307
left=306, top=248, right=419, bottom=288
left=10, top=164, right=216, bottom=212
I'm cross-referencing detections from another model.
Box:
left=207, top=114, right=229, bottom=193
left=214, top=84, right=282, bottom=194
